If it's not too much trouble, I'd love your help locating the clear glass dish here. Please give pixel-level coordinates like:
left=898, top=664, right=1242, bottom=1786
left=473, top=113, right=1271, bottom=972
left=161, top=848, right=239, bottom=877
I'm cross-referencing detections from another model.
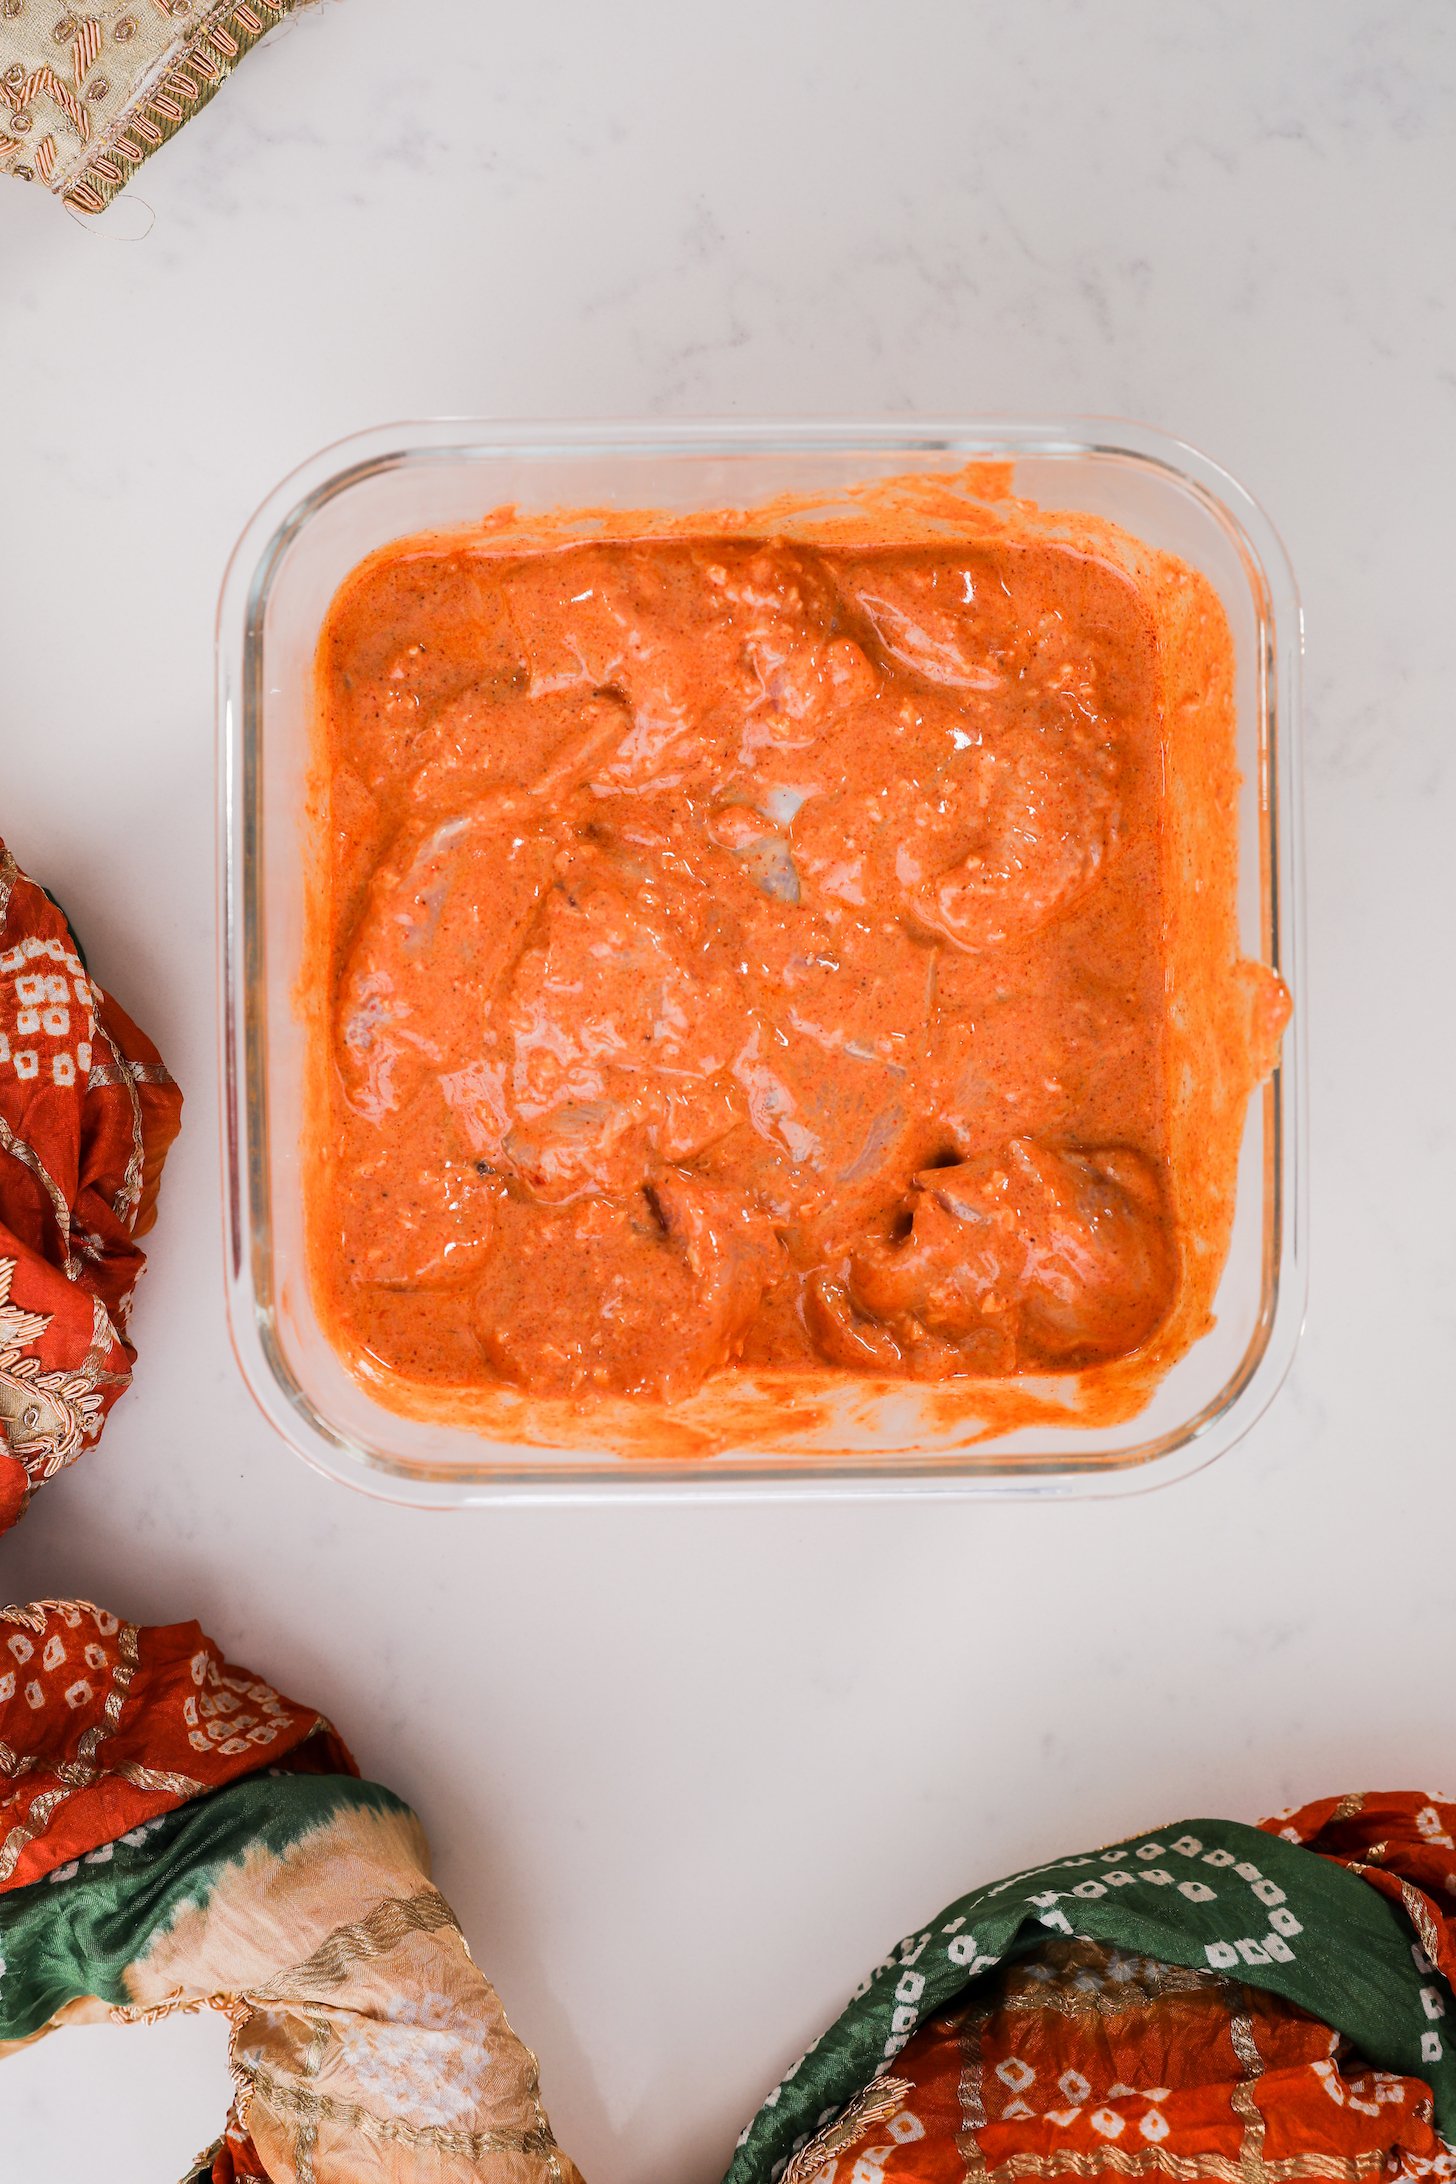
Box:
left=218, top=418, right=1304, bottom=1504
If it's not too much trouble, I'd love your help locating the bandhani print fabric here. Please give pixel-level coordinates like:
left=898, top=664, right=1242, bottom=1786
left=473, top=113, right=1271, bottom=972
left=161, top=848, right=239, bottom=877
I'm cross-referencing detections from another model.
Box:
left=0, top=839, right=181, bottom=1533
left=0, top=1601, right=583, bottom=2184
left=727, top=1794, right=1456, bottom=2184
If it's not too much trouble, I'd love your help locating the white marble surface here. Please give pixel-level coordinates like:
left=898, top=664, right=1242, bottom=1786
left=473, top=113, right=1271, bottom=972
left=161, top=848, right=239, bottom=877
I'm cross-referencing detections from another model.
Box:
left=2, top=1, right=1455, bottom=2176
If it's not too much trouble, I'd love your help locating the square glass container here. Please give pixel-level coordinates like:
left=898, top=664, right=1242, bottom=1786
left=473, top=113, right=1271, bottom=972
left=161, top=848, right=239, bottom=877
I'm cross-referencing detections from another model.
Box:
left=218, top=418, right=1304, bottom=1504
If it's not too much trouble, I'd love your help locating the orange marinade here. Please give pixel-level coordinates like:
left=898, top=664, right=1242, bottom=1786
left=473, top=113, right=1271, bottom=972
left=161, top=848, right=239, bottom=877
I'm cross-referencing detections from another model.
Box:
left=309, top=496, right=1236, bottom=1414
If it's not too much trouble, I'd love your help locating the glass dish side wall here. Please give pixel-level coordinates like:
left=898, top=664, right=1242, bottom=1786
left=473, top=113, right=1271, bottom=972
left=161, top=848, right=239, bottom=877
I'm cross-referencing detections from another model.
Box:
left=219, top=420, right=1303, bottom=1504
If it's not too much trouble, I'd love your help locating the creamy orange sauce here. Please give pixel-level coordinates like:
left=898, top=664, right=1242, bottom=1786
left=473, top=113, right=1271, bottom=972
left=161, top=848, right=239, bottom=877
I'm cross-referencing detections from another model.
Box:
left=304, top=468, right=1286, bottom=1456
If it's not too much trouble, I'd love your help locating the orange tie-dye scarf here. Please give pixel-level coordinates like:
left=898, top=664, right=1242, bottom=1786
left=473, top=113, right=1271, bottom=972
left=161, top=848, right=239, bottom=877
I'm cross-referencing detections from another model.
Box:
left=0, top=841, right=181, bottom=1531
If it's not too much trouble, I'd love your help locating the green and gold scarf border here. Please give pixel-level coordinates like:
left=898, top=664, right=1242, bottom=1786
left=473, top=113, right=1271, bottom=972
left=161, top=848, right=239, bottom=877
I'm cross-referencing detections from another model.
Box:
left=0, top=0, right=309, bottom=215
left=725, top=1816, right=1456, bottom=2184
left=0, top=1772, right=408, bottom=2037
left=0, top=1766, right=580, bottom=2182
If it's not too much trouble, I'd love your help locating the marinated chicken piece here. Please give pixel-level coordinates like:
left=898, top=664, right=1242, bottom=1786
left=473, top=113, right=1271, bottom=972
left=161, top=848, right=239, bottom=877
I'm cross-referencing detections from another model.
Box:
left=400, top=684, right=630, bottom=809
left=472, top=1173, right=780, bottom=1397
left=808, top=1140, right=1175, bottom=1375
left=726, top=559, right=878, bottom=765
left=336, top=1137, right=501, bottom=1291
left=704, top=803, right=802, bottom=904
left=836, top=554, right=1010, bottom=692
left=894, top=723, right=1120, bottom=951
left=334, top=796, right=556, bottom=1121
left=447, top=834, right=747, bottom=1201
left=715, top=922, right=935, bottom=1253
left=790, top=715, right=1118, bottom=952
left=334, top=694, right=630, bottom=1118
left=503, top=546, right=746, bottom=790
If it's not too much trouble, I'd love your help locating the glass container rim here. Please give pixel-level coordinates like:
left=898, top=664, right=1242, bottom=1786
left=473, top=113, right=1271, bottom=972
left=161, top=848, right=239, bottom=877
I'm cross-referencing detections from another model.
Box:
left=218, top=413, right=1305, bottom=1506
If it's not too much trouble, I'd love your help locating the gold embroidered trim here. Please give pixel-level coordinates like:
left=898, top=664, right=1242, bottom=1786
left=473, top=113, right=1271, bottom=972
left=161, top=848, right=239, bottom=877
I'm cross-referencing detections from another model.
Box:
left=91, top=1007, right=146, bottom=1227
left=950, top=2154, right=1395, bottom=2182
left=958, top=2003, right=991, bottom=2179
left=1341, top=1859, right=1447, bottom=1973
left=176, top=2139, right=228, bottom=2184
left=116, top=1759, right=208, bottom=1796
left=924, top=1944, right=1412, bottom=2184
left=998, top=1950, right=1214, bottom=2020
left=212, top=1888, right=566, bottom=2168
left=246, top=1884, right=465, bottom=2002
left=1226, top=1995, right=1267, bottom=2184
left=1397, top=1877, right=1445, bottom=1972
left=780, top=2074, right=914, bottom=2184
left=235, top=2063, right=565, bottom=2163
left=87, top=1057, right=176, bottom=1090
left=288, top=2011, right=332, bottom=2184
left=0, top=1111, right=79, bottom=1277
left=1, top=1, right=310, bottom=212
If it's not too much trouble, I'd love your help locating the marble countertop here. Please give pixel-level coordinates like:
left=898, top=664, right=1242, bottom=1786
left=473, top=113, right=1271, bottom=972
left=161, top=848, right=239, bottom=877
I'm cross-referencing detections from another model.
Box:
left=3, top=2, right=1454, bottom=2177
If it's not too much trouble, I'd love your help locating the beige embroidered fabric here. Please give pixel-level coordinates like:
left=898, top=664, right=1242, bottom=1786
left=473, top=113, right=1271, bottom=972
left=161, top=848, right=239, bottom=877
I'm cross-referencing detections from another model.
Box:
left=0, top=0, right=307, bottom=212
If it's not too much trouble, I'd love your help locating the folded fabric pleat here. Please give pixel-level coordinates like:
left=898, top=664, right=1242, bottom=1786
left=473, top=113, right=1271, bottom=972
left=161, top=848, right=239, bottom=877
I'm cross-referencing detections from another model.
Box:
left=0, top=1601, right=582, bottom=2184
left=727, top=1793, right=1456, bottom=2183
left=0, top=840, right=181, bottom=1531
